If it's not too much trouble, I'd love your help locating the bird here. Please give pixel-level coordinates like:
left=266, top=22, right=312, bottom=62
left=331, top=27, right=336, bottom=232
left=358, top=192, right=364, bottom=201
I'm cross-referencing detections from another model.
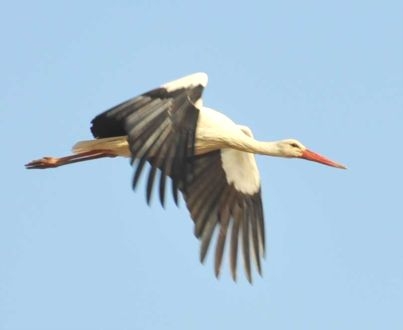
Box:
left=25, top=72, right=346, bottom=283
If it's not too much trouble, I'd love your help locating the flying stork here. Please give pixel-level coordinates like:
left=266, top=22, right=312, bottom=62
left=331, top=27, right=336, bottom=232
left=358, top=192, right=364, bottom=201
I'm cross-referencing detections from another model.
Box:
left=26, top=72, right=346, bottom=283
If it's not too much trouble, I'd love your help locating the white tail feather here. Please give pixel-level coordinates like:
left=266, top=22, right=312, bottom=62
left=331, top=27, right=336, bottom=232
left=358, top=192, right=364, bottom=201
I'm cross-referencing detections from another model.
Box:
left=72, top=136, right=131, bottom=157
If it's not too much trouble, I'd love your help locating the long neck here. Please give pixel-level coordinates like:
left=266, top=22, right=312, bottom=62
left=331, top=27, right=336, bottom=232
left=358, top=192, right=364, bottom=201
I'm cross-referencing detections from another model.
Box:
left=251, top=140, right=283, bottom=156
left=195, top=125, right=285, bottom=157
left=227, top=136, right=284, bottom=157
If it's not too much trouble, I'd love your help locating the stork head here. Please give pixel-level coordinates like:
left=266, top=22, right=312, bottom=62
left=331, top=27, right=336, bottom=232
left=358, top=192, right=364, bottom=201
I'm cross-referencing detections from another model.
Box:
left=277, top=139, right=347, bottom=169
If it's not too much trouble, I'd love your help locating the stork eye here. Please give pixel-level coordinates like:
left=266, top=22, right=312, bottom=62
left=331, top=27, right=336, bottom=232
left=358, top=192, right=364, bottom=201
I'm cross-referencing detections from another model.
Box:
left=290, top=143, right=299, bottom=148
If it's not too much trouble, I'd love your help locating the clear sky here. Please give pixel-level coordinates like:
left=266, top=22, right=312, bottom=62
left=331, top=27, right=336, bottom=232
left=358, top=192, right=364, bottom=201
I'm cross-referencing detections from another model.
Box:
left=1, top=1, right=402, bottom=329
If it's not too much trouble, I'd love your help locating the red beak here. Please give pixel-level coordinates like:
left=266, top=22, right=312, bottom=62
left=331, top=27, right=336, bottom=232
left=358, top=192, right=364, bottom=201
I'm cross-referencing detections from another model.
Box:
left=301, top=149, right=347, bottom=169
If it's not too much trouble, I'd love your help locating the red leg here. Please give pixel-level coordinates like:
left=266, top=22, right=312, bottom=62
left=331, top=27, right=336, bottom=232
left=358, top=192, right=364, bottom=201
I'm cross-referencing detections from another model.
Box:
left=25, top=149, right=118, bottom=169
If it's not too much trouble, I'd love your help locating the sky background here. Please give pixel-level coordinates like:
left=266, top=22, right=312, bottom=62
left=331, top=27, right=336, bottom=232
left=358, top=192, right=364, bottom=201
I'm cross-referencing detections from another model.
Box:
left=1, top=1, right=402, bottom=329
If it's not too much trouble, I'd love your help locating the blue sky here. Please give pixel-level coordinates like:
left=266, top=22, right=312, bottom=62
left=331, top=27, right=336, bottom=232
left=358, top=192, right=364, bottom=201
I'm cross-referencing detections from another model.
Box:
left=1, top=1, right=402, bottom=329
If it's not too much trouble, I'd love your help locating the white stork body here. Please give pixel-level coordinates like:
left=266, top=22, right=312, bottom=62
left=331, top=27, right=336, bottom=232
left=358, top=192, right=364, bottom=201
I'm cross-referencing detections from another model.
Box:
left=26, top=72, right=346, bottom=283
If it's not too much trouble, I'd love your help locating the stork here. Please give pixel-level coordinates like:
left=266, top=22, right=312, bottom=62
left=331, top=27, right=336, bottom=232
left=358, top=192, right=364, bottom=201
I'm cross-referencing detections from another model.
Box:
left=26, top=72, right=346, bottom=283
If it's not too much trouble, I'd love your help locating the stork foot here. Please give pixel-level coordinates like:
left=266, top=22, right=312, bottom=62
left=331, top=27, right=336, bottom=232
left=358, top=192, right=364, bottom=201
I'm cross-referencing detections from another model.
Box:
left=25, top=150, right=118, bottom=169
left=25, top=157, right=62, bottom=169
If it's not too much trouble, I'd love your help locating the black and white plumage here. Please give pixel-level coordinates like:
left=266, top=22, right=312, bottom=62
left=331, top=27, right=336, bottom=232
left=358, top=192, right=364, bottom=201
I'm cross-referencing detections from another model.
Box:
left=88, top=73, right=265, bottom=282
left=26, top=72, right=346, bottom=283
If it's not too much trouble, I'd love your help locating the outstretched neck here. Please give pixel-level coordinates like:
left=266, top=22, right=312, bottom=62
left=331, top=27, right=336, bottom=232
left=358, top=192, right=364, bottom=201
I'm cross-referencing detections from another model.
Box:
left=246, top=140, right=284, bottom=157
left=226, top=137, right=284, bottom=157
left=195, top=127, right=285, bottom=157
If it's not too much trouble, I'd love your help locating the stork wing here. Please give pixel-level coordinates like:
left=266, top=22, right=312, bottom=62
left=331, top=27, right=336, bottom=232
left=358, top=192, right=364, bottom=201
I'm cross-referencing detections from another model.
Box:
left=182, top=150, right=265, bottom=283
left=90, top=73, right=207, bottom=205
left=90, top=73, right=264, bottom=282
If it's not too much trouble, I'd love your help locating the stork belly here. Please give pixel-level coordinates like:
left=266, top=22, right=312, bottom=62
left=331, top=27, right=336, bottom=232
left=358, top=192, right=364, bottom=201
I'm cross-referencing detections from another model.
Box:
left=194, top=107, right=245, bottom=155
